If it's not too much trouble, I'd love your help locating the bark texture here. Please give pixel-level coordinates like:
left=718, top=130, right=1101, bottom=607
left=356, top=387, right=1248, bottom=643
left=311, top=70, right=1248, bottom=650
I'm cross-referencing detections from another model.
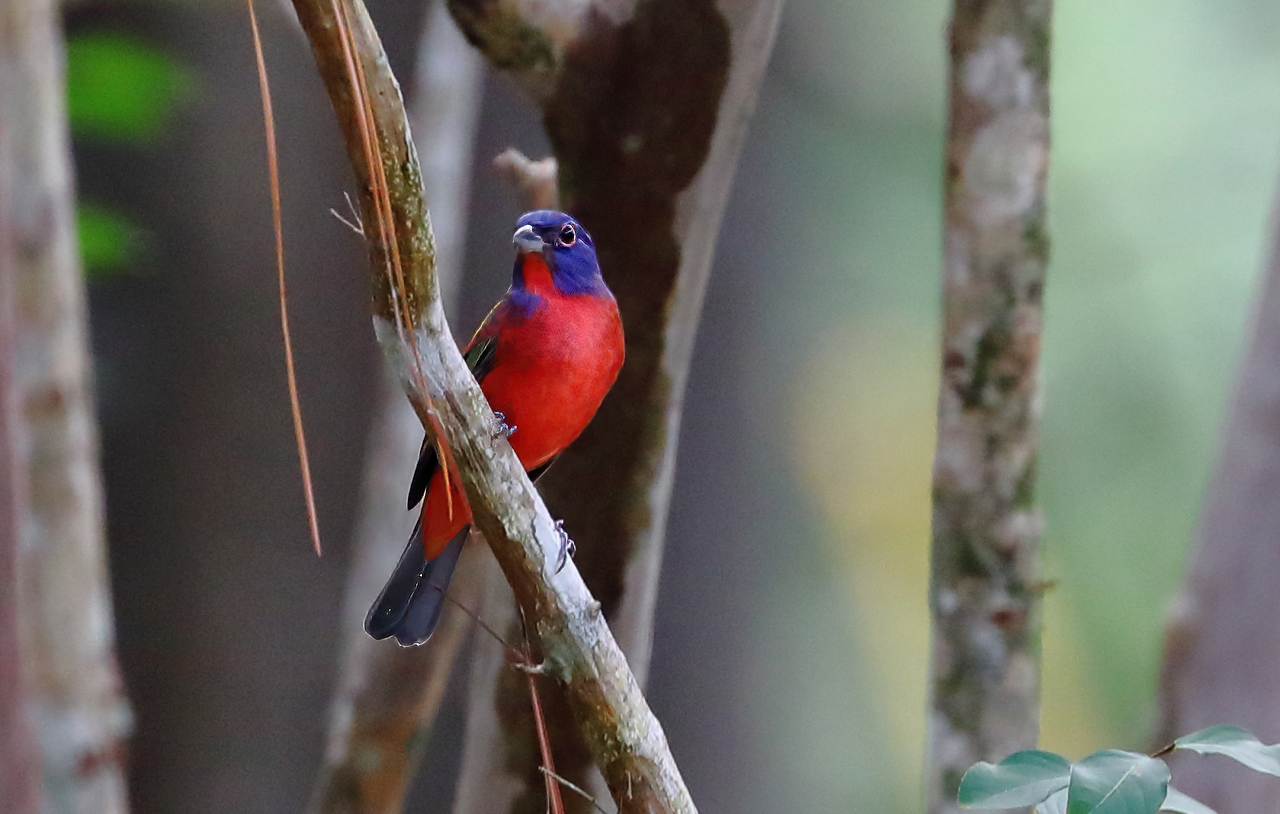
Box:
left=0, top=93, right=43, bottom=814
left=288, top=0, right=696, bottom=810
left=445, top=2, right=785, bottom=809
left=1153, top=171, right=1280, bottom=814
left=0, top=1, right=131, bottom=812
left=306, top=3, right=485, bottom=812
left=927, top=3, right=1052, bottom=813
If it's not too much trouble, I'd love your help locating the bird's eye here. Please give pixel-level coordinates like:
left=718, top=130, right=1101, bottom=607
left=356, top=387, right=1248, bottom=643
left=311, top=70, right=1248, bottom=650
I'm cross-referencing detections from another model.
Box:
left=559, top=224, right=576, bottom=247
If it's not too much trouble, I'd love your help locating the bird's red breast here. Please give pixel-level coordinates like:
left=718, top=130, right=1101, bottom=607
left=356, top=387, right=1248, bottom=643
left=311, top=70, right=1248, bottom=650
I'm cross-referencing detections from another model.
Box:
left=420, top=253, right=624, bottom=557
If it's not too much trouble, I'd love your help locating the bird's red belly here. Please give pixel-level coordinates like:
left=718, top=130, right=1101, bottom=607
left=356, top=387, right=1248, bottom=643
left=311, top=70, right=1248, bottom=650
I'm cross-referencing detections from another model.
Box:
left=420, top=296, right=623, bottom=557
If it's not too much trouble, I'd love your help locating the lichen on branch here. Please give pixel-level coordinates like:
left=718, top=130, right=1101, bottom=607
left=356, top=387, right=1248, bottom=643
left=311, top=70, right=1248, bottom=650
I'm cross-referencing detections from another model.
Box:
left=927, top=2, right=1052, bottom=813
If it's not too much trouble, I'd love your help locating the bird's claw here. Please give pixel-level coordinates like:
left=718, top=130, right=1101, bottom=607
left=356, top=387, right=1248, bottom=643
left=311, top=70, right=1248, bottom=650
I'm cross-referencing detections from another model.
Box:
left=553, top=519, right=575, bottom=574
left=491, top=411, right=516, bottom=439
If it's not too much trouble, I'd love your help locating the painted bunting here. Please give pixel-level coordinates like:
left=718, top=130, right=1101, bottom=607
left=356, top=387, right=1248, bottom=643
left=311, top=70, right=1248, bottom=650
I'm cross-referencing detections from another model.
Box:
left=365, top=210, right=625, bottom=646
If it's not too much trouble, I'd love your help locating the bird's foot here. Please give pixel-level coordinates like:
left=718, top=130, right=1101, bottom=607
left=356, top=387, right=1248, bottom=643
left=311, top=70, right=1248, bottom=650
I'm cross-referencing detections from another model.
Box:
left=490, top=411, right=516, bottom=439
left=553, top=519, right=575, bottom=574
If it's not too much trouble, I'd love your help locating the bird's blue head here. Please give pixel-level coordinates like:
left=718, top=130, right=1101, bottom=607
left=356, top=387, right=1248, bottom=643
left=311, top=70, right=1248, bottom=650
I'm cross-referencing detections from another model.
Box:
left=510, top=210, right=607, bottom=298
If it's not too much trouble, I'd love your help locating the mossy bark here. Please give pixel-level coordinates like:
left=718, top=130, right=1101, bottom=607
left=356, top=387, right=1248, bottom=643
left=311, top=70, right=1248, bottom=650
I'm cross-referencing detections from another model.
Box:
left=927, top=2, right=1052, bottom=812
left=306, top=4, right=486, bottom=813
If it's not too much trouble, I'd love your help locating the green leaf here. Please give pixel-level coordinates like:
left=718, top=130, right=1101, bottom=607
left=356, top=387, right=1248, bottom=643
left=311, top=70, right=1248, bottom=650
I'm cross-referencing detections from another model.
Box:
left=67, top=32, right=190, bottom=143
left=959, top=750, right=1071, bottom=808
left=1174, top=726, right=1280, bottom=776
left=1160, top=788, right=1216, bottom=814
left=1067, top=750, right=1170, bottom=814
left=77, top=203, right=141, bottom=276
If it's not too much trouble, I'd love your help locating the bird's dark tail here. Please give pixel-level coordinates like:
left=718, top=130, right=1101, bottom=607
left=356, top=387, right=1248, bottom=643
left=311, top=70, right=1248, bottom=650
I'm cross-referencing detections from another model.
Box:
left=364, top=523, right=468, bottom=646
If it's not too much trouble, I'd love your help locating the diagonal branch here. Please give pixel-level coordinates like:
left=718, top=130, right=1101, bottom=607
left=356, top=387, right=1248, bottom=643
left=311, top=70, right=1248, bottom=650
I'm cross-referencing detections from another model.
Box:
left=307, top=2, right=485, bottom=811
left=287, top=0, right=694, bottom=810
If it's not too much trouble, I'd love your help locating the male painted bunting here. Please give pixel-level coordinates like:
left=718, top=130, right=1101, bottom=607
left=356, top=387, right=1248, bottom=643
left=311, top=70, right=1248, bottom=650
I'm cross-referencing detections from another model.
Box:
left=365, top=210, right=625, bottom=646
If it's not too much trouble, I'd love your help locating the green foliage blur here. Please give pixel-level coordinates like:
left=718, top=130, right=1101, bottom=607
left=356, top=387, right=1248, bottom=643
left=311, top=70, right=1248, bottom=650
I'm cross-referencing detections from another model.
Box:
left=68, top=31, right=190, bottom=143
left=76, top=201, right=141, bottom=272
left=754, top=0, right=1280, bottom=810
left=66, top=30, right=189, bottom=276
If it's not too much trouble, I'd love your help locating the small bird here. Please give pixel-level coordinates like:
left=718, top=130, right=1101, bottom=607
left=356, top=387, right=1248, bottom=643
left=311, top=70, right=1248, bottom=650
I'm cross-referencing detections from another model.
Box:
left=365, top=211, right=625, bottom=646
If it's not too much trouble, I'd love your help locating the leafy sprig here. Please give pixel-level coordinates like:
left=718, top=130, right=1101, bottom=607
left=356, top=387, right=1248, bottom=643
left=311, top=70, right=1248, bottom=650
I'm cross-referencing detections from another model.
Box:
left=959, top=726, right=1280, bottom=814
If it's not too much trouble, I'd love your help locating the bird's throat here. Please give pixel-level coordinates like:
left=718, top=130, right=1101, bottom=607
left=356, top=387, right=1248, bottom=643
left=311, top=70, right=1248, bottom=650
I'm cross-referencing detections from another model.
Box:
left=517, top=253, right=556, bottom=296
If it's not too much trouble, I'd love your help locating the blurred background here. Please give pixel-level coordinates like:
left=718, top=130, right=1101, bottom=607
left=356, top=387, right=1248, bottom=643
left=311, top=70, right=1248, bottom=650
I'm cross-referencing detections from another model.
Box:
left=65, top=0, right=1280, bottom=811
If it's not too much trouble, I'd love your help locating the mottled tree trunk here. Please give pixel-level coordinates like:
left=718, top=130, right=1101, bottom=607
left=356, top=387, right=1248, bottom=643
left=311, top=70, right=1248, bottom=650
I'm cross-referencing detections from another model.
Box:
left=1153, top=164, right=1280, bottom=814
left=927, top=2, right=1051, bottom=812
left=0, top=0, right=131, bottom=811
left=308, top=3, right=485, bottom=810
left=445, top=2, right=786, bottom=809
left=92, top=4, right=378, bottom=807
left=0, top=92, right=44, bottom=814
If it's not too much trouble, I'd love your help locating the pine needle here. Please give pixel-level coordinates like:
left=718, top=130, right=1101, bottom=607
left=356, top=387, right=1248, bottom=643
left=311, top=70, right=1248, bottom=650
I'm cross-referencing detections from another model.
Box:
left=247, top=0, right=323, bottom=557
left=329, top=0, right=456, bottom=521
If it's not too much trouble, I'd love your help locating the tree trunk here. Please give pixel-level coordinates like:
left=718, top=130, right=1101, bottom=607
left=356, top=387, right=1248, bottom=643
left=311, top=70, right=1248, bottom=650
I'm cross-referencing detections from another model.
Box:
left=1153, top=163, right=1280, bottom=814
left=0, top=83, right=44, bottom=814
left=445, top=2, right=786, bottom=809
left=926, top=3, right=1052, bottom=812
left=0, top=0, right=132, bottom=811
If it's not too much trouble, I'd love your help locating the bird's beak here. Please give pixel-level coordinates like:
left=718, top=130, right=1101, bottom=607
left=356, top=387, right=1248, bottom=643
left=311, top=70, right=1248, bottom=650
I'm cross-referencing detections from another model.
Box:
left=512, top=224, right=543, bottom=254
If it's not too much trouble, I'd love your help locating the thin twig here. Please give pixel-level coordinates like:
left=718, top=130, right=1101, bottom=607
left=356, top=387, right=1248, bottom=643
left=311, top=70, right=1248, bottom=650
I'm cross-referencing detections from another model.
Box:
left=328, top=191, right=364, bottom=236
left=539, top=767, right=613, bottom=814
left=443, top=590, right=512, bottom=654
left=329, top=207, right=363, bottom=235
left=525, top=645, right=565, bottom=814
left=451, top=591, right=569, bottom=814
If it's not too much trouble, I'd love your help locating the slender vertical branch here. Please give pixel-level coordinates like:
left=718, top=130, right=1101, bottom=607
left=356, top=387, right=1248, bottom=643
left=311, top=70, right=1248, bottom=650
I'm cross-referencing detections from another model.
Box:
left=927, top=3, right=1051, bottom=812
left=307, top=7, right=485, bottom=811
left=1153, top=163, right=1280, bottom=814
left=0, top=0, right=132, bottom=811
left=288, top=0, right=696, bottom=810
